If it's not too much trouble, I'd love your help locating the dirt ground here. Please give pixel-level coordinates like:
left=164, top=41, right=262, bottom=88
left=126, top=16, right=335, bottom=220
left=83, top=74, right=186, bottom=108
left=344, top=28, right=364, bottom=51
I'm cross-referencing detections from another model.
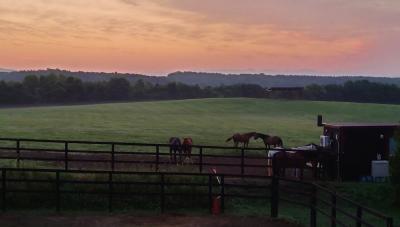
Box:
left=0, top=149, right=316, bottom=179
left=0, top=213, right=302, bottom=227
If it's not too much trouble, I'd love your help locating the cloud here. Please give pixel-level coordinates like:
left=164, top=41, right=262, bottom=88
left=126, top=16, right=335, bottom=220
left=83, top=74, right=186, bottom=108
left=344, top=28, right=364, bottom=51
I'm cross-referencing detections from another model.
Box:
left=0, top=0, right=399, bottom=75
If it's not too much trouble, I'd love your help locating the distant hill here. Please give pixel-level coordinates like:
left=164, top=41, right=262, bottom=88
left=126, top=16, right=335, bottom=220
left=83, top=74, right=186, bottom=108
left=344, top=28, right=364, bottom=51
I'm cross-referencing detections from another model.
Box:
left=167, top=71, right=400, bottom=87
left=0, top=69, right=168, bottom=85
left=0, top=68, right=14, bottom=73
left=1, top=69, right=400, bottom=87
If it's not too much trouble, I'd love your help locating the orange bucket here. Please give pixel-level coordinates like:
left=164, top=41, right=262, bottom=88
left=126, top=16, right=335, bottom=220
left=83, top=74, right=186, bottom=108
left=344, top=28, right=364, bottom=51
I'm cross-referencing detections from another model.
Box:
left=212, top=196, right=221, bottom=215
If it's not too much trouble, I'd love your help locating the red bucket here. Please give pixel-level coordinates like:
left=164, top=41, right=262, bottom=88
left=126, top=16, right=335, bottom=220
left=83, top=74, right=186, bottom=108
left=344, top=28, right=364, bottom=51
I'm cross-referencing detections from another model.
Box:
left=212, top=196, right=221, bottom=215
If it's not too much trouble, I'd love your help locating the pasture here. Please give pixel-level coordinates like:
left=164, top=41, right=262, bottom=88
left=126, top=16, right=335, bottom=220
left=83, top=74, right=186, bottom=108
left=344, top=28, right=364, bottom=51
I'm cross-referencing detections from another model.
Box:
left=1, top=98, right=400, bottom=147
left=0, top=98, right=399, bottom=226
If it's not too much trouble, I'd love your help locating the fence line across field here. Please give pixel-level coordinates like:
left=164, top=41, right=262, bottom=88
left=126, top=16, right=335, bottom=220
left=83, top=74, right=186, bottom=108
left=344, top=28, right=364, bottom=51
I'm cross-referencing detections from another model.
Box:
left=0, top=138, right=321, bottom=175
left=0, top=167, right=394, bottom=227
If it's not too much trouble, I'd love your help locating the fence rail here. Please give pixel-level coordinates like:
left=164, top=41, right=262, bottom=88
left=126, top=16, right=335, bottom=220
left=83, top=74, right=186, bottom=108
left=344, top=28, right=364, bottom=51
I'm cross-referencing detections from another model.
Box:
left=0, top=137, right=324, bottom=176
left=0, top=167, right=394, bottom=227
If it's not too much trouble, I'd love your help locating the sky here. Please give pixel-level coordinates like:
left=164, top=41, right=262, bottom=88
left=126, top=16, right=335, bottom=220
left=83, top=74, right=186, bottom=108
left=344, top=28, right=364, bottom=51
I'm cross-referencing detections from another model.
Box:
left=0, top=0, right=400, bottom=76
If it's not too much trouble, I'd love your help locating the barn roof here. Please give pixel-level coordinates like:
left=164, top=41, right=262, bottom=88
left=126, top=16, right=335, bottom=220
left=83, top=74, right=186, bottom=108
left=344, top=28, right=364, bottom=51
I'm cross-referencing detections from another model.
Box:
left=323, top=122, right=400, bottom=129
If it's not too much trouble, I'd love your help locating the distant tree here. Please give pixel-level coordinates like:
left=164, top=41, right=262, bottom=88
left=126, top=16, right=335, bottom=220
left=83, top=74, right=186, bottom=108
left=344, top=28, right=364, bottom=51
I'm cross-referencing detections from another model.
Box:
left=106, top=78, right=131, bottom=100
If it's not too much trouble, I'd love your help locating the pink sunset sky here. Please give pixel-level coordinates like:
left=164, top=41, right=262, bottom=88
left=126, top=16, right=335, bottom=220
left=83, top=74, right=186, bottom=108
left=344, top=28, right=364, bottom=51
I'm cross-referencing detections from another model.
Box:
left=0, top=0, right=399, bottom=76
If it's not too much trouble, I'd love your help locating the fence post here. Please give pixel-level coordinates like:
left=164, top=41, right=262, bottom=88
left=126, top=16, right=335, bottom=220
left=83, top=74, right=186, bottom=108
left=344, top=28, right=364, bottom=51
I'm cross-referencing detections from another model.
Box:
left=199, top=147, right=203, bottom=173
left=331, top=193, right=336, bottom=227
left=270, top=176, right=279, bottom=218
left=64, top=142, right=68, bottom=170
left=221, top=175, right=225, bottom=213
left=160, top=173, right=165, bottom=213
left=55, top=171, right=60, bottom=212
left=2, top=169, right=6, bottom=212
left=310, top=185, right=317, bottom=227
left=16, top=140, right=20, bottom=168
left=208, top=174, right=212, bottom=214
left=241, top=148, right=245, bottom=175
left=387, top=217, right=393, bottom=227
left=356, top=206, right=362, bottom=227
left=156, top=145, right=159, bottom=172
left=111, top=143, right=115, bottom=171
left=108, top=172, right=113, bottom=212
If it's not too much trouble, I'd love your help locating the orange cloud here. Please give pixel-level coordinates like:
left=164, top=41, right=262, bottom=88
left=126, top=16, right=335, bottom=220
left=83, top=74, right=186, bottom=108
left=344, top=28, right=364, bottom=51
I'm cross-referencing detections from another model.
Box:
left=0, top=0, right=399, bottom=75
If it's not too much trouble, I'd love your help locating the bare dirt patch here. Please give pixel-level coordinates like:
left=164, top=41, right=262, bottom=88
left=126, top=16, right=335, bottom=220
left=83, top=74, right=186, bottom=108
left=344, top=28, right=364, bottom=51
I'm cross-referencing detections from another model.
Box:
left=0, top=213, right=302, bottom=227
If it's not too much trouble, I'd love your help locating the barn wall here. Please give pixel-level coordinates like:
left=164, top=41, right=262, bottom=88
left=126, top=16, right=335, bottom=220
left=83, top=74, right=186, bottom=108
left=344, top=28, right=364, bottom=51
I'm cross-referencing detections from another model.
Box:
left=323, top=126, right=396, bottom=181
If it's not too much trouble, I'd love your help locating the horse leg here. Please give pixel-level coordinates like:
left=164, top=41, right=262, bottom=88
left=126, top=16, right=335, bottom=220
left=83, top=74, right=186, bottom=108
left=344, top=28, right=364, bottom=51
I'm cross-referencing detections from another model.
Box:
left=313, top=162, right=318, bottom=179
left=300, top=167, right=304, bottom=180
left=174, top=150, right=177, bottom=164
left=179, top=149, right=182, bottom=165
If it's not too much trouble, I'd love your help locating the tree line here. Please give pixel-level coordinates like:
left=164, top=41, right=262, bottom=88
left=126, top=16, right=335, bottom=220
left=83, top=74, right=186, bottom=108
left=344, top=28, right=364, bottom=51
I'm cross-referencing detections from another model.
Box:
left=266, top=80, right=400, bottom=104
left=0, top=74, right=266, bottom=105
left=1, top=74, right=400, bottom=105
left=303, top=80, right=400, bottom=104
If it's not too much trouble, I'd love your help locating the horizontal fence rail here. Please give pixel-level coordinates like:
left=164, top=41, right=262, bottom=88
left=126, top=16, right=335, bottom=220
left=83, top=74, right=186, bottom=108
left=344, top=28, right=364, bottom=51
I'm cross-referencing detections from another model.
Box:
left=0, top=167, right=394, bottom=227
left=0, top=137, right=325, bottom=177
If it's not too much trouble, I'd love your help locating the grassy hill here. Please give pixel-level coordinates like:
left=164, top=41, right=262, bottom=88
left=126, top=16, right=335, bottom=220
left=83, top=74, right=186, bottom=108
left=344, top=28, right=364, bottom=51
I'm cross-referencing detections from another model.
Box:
left=0, top=98, right=399, bottom=147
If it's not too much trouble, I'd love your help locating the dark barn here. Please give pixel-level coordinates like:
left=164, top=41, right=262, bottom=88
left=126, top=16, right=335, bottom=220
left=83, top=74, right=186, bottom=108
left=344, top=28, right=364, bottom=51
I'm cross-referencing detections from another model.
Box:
left=320, top=119, right=399, bottom=181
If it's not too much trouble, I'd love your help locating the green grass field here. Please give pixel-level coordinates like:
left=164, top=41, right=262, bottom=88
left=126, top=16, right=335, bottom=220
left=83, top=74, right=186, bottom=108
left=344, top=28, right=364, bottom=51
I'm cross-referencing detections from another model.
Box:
left=1, top=98, right=399, bottom=147
left=0, top=98, right=399, bottom=226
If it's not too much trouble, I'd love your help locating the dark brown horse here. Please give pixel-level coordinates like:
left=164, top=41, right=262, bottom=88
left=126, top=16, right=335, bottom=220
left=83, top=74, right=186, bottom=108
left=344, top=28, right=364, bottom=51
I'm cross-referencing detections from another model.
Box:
left=271, top=146, right=322, bottom=180
left=169, top=137, right=182, bottom=164
left=254, top=133, right=283, bottom=149
left=182, top=137, right=193, bottom=162
left=226, top=132, right=257, bottom=148
left=272, top=150, right=307, bottom=180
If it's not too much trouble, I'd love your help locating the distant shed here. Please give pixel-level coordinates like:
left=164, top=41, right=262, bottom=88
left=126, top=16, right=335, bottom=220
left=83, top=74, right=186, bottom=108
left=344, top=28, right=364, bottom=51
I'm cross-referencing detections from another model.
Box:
left=321, top=121, right=399, bottom=181
left=266, top=87, right=304, bottom=99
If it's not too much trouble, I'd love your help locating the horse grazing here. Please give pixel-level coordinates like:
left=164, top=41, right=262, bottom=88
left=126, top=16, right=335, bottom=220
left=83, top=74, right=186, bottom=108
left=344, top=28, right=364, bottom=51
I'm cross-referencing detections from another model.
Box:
left=225, top=132, right=257, bottom=148
left=169, top=137, right=182, bottom=164
left=182, top=137, right=193, bottom=163
left=254, top=133, right=283, bottom=149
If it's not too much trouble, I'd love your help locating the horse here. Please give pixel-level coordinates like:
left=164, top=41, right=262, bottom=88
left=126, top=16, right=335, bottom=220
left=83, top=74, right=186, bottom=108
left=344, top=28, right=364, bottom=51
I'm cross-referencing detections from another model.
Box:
left=271, top=150, right=307, bottom=180
left=169, top=137, right=182, bottom=164
left=225, top=132, right=257, bottom=148
left=253, top=133, right=283, bottom=149
left=182, top=137, right=193, bottom=163
left=271, top=144, right=324, bottom=180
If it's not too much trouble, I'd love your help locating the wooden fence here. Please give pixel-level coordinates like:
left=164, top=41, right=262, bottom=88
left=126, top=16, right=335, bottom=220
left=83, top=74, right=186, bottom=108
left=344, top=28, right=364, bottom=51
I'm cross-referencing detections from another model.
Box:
left=0, top=167, right=393, bottom=227
left=0, top=138, right=394, bottom=226
left=0, top=138, right=325, bottom=176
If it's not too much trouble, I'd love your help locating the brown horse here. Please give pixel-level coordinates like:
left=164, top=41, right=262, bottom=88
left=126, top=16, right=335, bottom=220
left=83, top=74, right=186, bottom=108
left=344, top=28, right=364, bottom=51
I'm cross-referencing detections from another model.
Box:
left=226, top=132, right=257, bottom=148
left=182, top=137, right=193, bottom=162
left=254, top=133, right=283, bottom=149
left=271, top=146, right=322, bottom=180
left=272, top=150, right=307, bottom=180
left=169, top=137, right=182, bottom=164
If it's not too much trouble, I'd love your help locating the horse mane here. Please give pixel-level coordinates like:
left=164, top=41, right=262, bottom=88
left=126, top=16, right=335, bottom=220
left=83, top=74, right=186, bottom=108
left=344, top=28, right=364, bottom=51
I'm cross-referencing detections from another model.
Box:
left=255, top=133, right=270, bottom=139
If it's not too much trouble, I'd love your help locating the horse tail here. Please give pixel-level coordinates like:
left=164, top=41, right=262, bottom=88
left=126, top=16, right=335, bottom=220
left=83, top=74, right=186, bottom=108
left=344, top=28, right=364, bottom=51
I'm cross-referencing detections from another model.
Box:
left=226, top=137, right=233, bottom=142
left=279, top=138, right=283, bottom=147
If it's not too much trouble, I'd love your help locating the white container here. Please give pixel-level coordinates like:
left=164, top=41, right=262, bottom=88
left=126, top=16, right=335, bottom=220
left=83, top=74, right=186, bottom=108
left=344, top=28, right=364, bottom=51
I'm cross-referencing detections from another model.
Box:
left=320, top=135, right=330, bottom=148
left=371, top=160, right=389, bottom=178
